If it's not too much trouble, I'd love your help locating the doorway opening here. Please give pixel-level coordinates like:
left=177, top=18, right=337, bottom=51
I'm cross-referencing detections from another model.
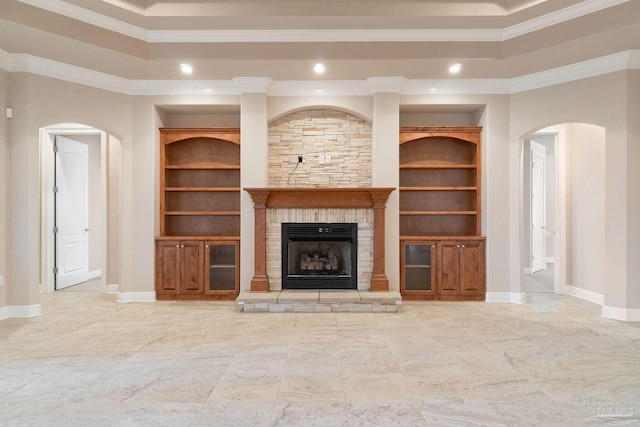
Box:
left=40, top=124, right=122, bottom=294
left=523, top=132, right=557, bottom=293
left=521, top=123, right=606, bottom=298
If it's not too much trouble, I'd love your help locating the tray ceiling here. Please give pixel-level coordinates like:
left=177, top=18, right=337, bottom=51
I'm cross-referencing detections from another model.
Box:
left=1, top=0, right=638, bottom=82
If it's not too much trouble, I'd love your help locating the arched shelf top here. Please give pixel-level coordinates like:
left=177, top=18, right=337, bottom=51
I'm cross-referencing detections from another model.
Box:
left=160, top=128, right=240, bottom=145
left=399, top=126, right=481, bottom=168
left=161, top=128, right=240, bottom=168
left=400, top=127, right=481, bottom=145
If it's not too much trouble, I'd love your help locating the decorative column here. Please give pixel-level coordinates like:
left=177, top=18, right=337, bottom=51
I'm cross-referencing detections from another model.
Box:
left=248, top=191, right=269, bottom=292
left=370, top=192, right=389, bottom=291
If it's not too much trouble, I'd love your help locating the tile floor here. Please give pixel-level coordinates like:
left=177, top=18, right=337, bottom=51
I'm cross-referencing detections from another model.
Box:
left=1, top=288, right=639, bottom=426
left=523, top=265, right=555, bottom=294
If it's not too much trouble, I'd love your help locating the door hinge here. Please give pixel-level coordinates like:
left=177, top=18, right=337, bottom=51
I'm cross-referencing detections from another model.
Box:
left=53, top=186, right=59, bottom=193
left=53, top=267, right=59, bottom=274
left=53, top=144, right=59, bottom=153
left=53, top=226, right=59, bottom=233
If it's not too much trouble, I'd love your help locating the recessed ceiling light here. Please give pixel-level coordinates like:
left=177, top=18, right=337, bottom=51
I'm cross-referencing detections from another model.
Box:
left=204, top=88, right=213, bottom=93
left=314, top=63, right=326, bottom=74
left=448, top=63, right=462, bottom=74
left=180, top=63, right=193, bottom=74
left=429, top=88, right=438, bottom=92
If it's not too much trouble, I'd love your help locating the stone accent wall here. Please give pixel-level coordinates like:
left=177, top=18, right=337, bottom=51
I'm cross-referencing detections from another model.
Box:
left=268, top=110, right=372, bottom=188
left=266, top=209, right=374, bottom=291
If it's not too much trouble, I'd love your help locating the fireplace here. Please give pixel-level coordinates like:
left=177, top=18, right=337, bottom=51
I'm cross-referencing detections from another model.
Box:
left=282, top=223, right=357, bottom=290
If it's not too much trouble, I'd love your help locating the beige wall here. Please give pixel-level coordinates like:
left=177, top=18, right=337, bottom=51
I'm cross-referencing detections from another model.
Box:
left=161, top=113, right=240, bottom=128
left=567, top=123, right=606, bottom=295
left=0, top=69, right=7, bottom=308
left=7, top=73, right=43, bottom=307
left=400, top=112, right=477, bottom=127
left=627, top=69, right=640, bottom=308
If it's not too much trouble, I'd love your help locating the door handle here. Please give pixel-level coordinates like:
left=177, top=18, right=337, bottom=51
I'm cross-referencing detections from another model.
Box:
left=85, top=228, right=90, bottom=232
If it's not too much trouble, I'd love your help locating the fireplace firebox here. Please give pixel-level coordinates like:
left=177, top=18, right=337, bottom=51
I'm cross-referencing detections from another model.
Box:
left=282, top=223, right=357, bottom=290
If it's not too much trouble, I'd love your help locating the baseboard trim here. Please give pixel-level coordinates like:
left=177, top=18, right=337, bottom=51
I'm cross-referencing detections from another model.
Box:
left=601, top=306, right=640, bottom=321
left=567, top=286, right=604, bottom=306
left=88, top=269, right=102, bottom=280
left=106, top=284, right=120, bottom=294
left=0, top=304, right=43, bottom=319
left=117, top=292, right=156, bottom=303
left=485, top=292, right=527, bottom=304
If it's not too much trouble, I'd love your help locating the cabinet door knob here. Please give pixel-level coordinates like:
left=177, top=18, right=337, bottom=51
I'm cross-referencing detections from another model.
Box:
left=176, top=244, right=179, bottom=248
left=462, top=245, right=466, bottom=248
left=181, top=245, right=185, bottom=248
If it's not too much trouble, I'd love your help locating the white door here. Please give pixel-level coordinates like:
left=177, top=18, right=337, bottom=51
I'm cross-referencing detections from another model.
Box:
left=55, top=135, right=90, bottom=289
left=530, top=140, right=546, bottom=273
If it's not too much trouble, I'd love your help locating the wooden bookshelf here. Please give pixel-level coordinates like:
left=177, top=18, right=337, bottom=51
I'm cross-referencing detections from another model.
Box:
left=399, top=127, right=485, bottom=300
left=156, top=128, right=240, bottom=300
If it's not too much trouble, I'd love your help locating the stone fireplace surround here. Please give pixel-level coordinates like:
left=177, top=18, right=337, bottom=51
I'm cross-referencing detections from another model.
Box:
left=238, top=188, right=401, bottom=312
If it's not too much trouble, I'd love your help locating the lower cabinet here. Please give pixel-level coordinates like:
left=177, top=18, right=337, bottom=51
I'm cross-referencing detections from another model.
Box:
left=155, top=238, right=239, bottom=300
left=401, top=238, right=485, bottom=300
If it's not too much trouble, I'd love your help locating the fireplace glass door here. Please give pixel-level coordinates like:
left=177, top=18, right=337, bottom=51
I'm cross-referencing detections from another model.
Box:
left=282, top=223, right=357, bottom=289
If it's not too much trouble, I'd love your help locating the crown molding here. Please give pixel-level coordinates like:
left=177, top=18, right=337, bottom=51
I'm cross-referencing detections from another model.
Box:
left=403, top=79, right=511, bottom=95
left=8, top=53, right=132, bottom=93
left=268, top=81, right=372, bottom=96
left=17, top=0, right=147, bottom=40
left=510, top=51, right=638, bottom=93
left=131, top=80, right=240, bottom=96
left=502, top=0, right=632, bottom=40
left=16, top=0, right=633, bottom=43
left=1, top=49, right=638, bottom=96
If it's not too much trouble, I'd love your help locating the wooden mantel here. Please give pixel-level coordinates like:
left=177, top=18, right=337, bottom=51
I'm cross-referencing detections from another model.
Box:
left=244, top=187, right=395, bottom=292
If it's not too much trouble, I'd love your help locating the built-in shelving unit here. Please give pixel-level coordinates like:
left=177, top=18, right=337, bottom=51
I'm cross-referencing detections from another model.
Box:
left=156, top=128, right=240, bottom=300
left=399, top=127, right=486, bottom=300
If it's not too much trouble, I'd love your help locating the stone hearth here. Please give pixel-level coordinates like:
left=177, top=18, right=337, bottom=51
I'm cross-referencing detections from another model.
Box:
left=237, top=290, right=400, bottom=313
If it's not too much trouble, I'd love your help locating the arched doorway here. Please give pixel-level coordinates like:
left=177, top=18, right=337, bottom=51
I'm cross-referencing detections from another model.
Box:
left=521, top=123, right=606, bottom=302
left=40, top=124, right=122, bottom=294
